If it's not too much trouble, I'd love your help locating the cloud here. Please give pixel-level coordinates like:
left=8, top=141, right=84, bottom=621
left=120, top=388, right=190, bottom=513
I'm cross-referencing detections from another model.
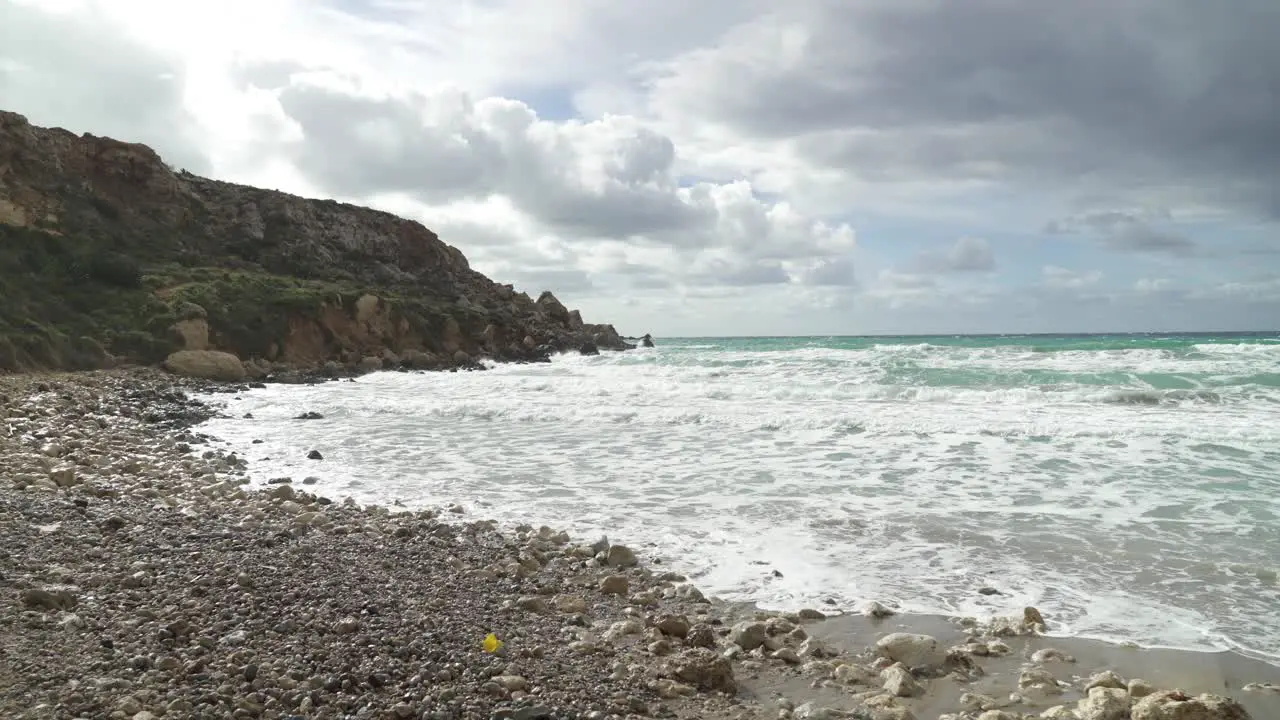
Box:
left=3, top=1, right=1277, bottom=335
left=1043, top=266, right=1103, bottom=290
left=1046, top=209, right=1196, bottom=256
left=913, top=237, right=995, bottom=273
left=646, top=0, right=1280, bottom=219
left=1135, top=278, right=1172, bottom=294
left=0, top=1, right=210, bottom=174
left=264, top=79, right=856, bottom=290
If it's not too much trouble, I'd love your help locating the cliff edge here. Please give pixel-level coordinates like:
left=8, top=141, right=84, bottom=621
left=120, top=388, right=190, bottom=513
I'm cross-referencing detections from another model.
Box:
left=0, top=110, right=633, bottom=375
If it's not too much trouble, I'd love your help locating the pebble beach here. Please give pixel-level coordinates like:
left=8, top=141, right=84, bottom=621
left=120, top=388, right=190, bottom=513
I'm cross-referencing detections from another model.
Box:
left=2, top=369, right=1277, bottom=720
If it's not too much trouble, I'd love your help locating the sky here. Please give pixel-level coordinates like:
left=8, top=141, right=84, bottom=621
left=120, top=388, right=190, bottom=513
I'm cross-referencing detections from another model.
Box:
left=2, top=0, right=1278, bottom=336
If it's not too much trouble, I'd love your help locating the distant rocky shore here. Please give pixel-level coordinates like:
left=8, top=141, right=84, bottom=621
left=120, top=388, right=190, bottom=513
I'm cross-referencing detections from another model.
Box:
left=2, top=369, right=1271, bottom=720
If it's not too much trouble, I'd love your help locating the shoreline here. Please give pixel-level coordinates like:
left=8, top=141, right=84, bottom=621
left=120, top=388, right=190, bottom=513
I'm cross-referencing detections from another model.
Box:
left=3, top=369, right=1276, bottom=719
left=190, top=367, right=1280, bottom=671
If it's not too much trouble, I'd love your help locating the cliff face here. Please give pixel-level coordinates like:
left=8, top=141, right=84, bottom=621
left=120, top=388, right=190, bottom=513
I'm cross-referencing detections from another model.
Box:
left=0, top=110, right=631, bottom=373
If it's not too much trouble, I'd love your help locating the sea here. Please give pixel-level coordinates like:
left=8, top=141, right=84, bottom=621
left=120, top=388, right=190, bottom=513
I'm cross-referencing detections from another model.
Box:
left=195, top=332, right=1280, bottom=664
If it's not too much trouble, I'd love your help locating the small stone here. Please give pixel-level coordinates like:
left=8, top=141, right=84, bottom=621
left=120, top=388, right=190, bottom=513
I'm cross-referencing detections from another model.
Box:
left=771, top=648, right=801, bottom=665
left=333, top=617, right=360, bottom=634
left=832, top=662, right=877, bottom=686
left=516, top=595, right=547, bottom=612
left=652, top=679, right=696, bottom=698
left=881, top=662, right=924, bottom=697
left=860, top=600, right=896, bottom=618
left=686, top=623, right=718, bottom=649
left=986, top=640, right=1011, bottom=655
left=605, top=545, right=638, bottom=567
left=1019, top=667, right=1065, bottom=698
left=1076, top=686, right=1129, bottom=720
left=268, top=484, right=296, bottom=500
left=49, top=466, right=78, bottom=487
left=1031, top=647, right=1075, bottom=664
left=876, top=632, right=947, bottom=668
left=649, top=638, right=673, bottom=655
left=307, top=449, right=323, bottom=460
left=1085, top=670, right=1126, bottom=691
left=101, top=515, right=128, bottom=532
left=495, top=675, right=528, bottom=691
left=655, top=614, right=691, bottom=638
left=1024, top=605, right=1046, bottom=630
left=794, top=703, right=847, bottom=720
left=554, top=594, right=588, bottom=614
left=21, top=587, right=77, bottom=611
left=1128, top=678, right=1156, bottom=698
left=665, top=648, right=736, bottom=693
left=599, top=575, right=629, bottom=595
left=728, top=621, right=769, bottom=651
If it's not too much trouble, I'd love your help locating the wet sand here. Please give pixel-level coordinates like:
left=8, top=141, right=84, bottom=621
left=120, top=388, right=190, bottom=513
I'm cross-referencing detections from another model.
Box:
left=726, top=610, right=1280, bottom=719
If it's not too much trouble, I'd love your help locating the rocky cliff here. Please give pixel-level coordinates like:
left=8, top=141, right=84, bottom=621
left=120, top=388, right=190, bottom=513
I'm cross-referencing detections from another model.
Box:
left=0, top=110, right=632, bottom=375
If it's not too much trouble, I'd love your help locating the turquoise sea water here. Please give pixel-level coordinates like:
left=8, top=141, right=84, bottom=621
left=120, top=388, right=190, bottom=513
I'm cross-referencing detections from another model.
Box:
left=200, top=331, right=1280, bottom=663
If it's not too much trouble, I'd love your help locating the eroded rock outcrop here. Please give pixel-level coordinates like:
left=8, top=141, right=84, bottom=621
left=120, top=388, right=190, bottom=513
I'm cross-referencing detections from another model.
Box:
left=0, top=110, right=633, bottom=373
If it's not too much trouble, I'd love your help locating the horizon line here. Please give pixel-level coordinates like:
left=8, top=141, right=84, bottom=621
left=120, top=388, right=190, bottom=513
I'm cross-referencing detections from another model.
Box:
left=631, top=329, right=1280, bottom=339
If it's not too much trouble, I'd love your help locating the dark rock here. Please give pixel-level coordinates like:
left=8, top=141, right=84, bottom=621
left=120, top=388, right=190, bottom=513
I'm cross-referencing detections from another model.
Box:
left=578, top=342, right=600, bottom=356
left=307, top=450, right=323, bottom=460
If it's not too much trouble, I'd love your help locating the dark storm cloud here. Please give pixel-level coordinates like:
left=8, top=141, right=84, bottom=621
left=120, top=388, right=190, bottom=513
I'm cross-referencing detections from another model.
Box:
left=653, top=0, right=1280, bottom=217
left=1046, top=209, right=1197, bottom=256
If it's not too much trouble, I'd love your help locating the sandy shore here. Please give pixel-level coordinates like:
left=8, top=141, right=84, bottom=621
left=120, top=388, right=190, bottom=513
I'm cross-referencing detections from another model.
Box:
left=2, top=370, right=1276, bottom=720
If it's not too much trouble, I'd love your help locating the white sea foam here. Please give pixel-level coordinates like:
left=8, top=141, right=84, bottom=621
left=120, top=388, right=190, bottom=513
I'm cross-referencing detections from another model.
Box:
left=195, top=339, right=1280, bottom=663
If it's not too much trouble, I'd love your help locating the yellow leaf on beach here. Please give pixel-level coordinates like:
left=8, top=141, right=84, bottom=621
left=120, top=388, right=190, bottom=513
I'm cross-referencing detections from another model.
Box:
left=482, top=633, right=503, bottom=653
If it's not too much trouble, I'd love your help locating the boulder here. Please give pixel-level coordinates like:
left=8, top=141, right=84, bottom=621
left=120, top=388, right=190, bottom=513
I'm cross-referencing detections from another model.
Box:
left=170, top=318, right=210, bottom=350
left=1130, top=691, right=1250, bottom=720
left=728, top=621, right=768, bottom=651
left=1075, top=686, right=1130, bottom=720
left=400, top=349, right=435, bottom=369
left=881, top=663, right=924, bottom=697
left=604, top=545, right=638, bottom=567
left=579, top=342, right=600, bottom=356
left=164, top=350, right=245, bottom=381
left=875, top=632, right=948, bottom=669
left=665, top=648, right=736, bottom=693
left=536, top=291, right=571, bottom=325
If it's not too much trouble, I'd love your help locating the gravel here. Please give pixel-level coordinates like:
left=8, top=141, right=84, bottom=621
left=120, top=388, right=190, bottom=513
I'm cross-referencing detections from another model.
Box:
left=0, top=370, right=761, bottom=720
